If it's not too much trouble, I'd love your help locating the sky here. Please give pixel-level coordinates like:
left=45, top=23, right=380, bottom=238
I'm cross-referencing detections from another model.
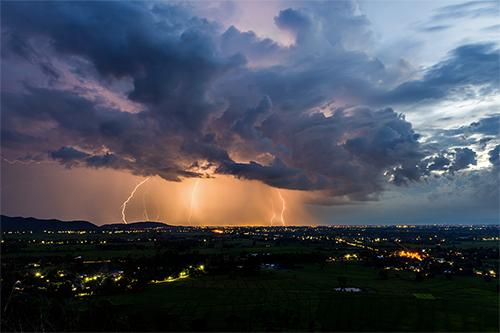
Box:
left=1, top=0, right=498, bottom=226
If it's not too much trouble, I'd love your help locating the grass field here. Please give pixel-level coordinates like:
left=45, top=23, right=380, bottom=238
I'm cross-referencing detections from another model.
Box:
left=4, top=232, right=498, bottom=331
left=100, top=262, right=499, bottom=332
left=4, top=242, right=159, bottom=260
left=2, top=236, right=355, bottom=260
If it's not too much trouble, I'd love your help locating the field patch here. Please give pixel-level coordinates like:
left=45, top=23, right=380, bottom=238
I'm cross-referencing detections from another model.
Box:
left=101, top=263, right=499, bottom=332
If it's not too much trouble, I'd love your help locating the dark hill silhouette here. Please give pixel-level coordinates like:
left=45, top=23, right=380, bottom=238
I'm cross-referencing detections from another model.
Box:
left=100, top=221, right=178, bottom=230
left=1, top=215, right=177, bottom=231
left=1, top=215, right=100, bottom=231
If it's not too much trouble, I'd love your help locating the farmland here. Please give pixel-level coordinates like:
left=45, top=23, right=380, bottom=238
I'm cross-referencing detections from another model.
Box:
left=105, top=262, right=499, bottom=332
left=2, top=221, right=499, bottom=332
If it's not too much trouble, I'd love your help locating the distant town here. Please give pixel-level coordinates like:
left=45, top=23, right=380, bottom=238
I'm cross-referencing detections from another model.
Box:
left=3, top=218, right=498, bottom=299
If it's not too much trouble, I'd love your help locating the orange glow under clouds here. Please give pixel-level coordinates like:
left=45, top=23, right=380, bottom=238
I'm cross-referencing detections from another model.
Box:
left=118, top=174, right=316, bottom=226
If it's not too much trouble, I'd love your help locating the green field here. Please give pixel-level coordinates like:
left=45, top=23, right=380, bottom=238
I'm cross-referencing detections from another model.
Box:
left=4, top=242, right=158, bottom=260
left=2, top=235, right=350, bottom=261
left=98, top=262, right=499, bottom=332
left=3, top=230, right=498, bottom=331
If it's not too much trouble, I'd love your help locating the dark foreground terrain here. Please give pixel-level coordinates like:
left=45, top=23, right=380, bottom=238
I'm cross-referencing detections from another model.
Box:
left=104, top=262, right=500, bottom=332
left=2, top=219, right=498, bottom=332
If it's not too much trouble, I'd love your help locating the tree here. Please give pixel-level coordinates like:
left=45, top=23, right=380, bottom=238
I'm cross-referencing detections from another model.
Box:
left=378, top=270, right=389, bottom=280
left=191, top=318, right=208, bottom=332
left=337, top=276, right=347, bottom=289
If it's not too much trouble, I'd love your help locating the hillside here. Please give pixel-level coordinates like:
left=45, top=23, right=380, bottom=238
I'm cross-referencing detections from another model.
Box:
left=1, top=215, right=175, bottom=231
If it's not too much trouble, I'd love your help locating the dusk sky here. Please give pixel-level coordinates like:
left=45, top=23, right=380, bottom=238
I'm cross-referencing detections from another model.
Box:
left=1, top=0, right=498, bottom=226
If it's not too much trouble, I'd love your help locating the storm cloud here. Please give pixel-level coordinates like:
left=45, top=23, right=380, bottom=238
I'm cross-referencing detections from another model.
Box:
left=2, top=0, right=498, bottom=210
left=373, top=43, right=499, bottom=106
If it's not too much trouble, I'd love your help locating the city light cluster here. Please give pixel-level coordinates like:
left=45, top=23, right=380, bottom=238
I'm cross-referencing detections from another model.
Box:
left=397, top=251, right=425, bottom=261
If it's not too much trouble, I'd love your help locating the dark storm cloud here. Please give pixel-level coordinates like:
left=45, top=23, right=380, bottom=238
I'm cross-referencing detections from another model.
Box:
left=452, top=116, right=499, bottom=136
left=85, top=153, right=129, bottom=170
left=51, top=146, right=90, bottom=161
left=374, top=43, right=499, bottom=105
left=1, top=128, right=40, bottom=148
left=220, top=25, right=281, bottom=61
left=449, top=148, right=477, bottom=172
left=1, top=84, right=198, bottom=181
left=180, top=140, right=231, bottom=163
left=274, top=7, right=321, bottom=45
left=230, top=95, right=272, bottom=141
left=421, top=147, right=479, bottom=176
left=216, top=158, right=316, bottom=190
left=238, top=106, right=427, bottom=195
left=489, top=145, right=499, bottom=166
left=479, top=138, right=493, bottom=149
left=1, top=1, right=497, bottom=207
left=427, top=144, right=499, bottom=209
left=427, top=154, right=451, bottom=172
left=1, top=1, right=246, bottom=132
left=51, top=146, right=137, bottom=172
left=424, top=115, right=500, bottom=150
left=304, top=1, right=377, bottom=51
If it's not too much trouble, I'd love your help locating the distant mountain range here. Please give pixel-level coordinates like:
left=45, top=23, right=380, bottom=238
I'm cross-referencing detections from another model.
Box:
left=1, top=215, right=177, bottom=231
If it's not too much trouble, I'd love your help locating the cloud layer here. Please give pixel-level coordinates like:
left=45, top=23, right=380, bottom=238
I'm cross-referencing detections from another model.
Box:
left=2, top=1, right=498, bottom=215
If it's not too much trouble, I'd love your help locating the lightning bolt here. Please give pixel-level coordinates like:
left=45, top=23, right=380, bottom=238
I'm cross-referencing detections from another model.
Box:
left=188, top=179, right=200, bottom=225
left=278, top=189, right=286, bottom=226
left=152, top=184, right=161, bottom=222
left=152, top=177, right=170, bottom=222
left=142, top=182, right=150, bottom=221
left=3, top=158, right=49, bottom=165
left=120, top=177, right=149, bottom=224
left=270, top=197, right=276, bottom=226
left=142, top=179, right=161, bottom=222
